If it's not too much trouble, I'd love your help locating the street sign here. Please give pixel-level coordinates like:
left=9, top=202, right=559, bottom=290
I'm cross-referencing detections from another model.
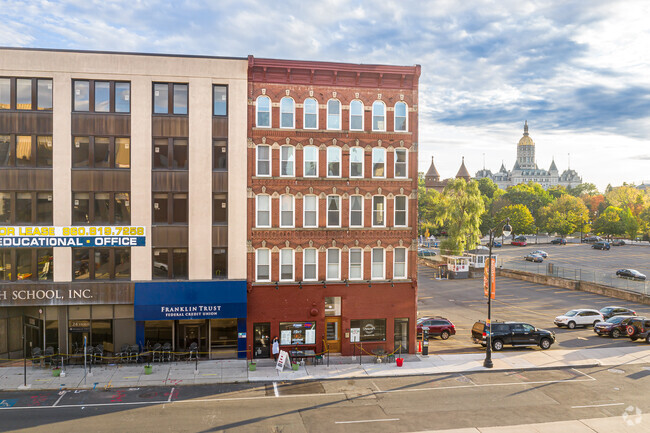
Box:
left=483, top=257, right=495, bottom=299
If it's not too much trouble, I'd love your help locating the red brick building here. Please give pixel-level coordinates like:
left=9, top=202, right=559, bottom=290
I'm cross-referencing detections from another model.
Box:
left=246, top=56, right=420, bottom=358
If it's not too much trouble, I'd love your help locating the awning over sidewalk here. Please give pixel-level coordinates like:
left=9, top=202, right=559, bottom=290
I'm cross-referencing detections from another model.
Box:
left=134, top=280, right=246, bottom=321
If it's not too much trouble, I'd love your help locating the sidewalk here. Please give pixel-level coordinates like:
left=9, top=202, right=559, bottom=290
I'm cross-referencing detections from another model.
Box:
left=1, top=346, right=649, bottom=391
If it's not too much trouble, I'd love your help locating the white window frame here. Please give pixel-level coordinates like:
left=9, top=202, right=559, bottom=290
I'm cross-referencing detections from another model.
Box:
left=279, top=194, right=294, bottom=228
left=349, top=99, right=364, bottom=131
left=349, top=195, right=364, bottom=228
left=372, top=147, right=386, bottom=178
left=280, top=97, right=295, bottom=129
left=256, top=95, right=271, bottom=128
left=303, top=146, right=319, bottom=177
left=255, top=248, right=271, bottom=282
left=279, top=248, right=294, bottom=282
left=394, top=195, right=408, bottom=227
left=348, top=247, right=363, bottom=281
left=372, top=195, right=385, bottom=227
left=394, top=148, right=408, bottom=179
left=303, top=98, right=318, bottom=130
left=326, top=195, right=341, bottom=228
left=394, top=101, right=408, bottom=132
left=372, top=100, right=386, bottom=132
left=255, top=194, right=271, bottom=228
left=371, top=247, right=385, bottom=280
left=303, top=195, right=318, bottom=228
left=256, top=145, right=271, bottom=177
left=326, top=248, right=341, bottom=281
left=280, top=145, right=294, bottom=177
left=303, top=248, right=318, bottom=281
left=393, top=247, right=407, bottom=279
left=349, top=147, right=364, bottom=178
left=327, top=99, right=341, bottom=130
left=327, top=147, right=341, bottom=178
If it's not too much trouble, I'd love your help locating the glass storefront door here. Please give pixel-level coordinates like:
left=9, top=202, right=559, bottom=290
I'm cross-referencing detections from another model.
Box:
left=210, top=318, right=237, bottom=359
left=394, top=318, right=409, bottom=353
left=177, top=320, right=207, bottom=356
left=253, top=323, right=270, bottom=359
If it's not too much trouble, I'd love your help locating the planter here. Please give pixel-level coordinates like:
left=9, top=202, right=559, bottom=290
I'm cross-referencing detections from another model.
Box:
left=52, top=368, right=61, bottom=377
left=291, top=363, right=299, bottom=371
left=396, top=358, right=404, bottom=367
left=248, top=362, right=257, bottom=371
left=144, top=365, right=153, bottom=375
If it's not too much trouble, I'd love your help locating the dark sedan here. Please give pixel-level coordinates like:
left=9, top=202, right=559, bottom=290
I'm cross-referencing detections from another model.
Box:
left=550, top=238, right=567, bottom=245
left=599, top=306, right=637, bottom=320
left=525, top=253, right=543, bottom=263
left=594, top=316, right=639, bottom=338
left=616, top=269, right=647, bottom=281
left=611, top=240, right=626, bottom=246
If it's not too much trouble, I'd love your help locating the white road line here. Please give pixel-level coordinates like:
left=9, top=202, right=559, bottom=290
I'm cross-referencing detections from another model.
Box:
left=52, top=391, right=67, bottom=407
left=273, top=382, right=279, bottom=397
left=0, top=401, right=168, bottom=410
left=335, top=418, right=400, bottom=424
left=571, top=402, right=625, bottom=409
left=168, top=387, right=175, bottom=402
left=572, top=368, right=597, bottom=381
left=376, top=377, right=595, bottom=394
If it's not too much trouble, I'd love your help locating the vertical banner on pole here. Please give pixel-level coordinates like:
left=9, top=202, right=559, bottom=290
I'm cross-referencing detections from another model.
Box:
left=483, top=258, right=496, bottom=299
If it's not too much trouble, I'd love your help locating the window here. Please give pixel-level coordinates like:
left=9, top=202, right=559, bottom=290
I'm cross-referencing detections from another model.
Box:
left=213, top=248, right=227, bottom=279
left=73, top=248, right=130, bottom=280
left=372, top=196, right=385, bottom=227
left=0, top=192, right=53, bottom=225
left=349, top=147, right=364, bottom=178
left=280, top=145, right=294, bottom=176
left=0, top=78, right=52, bottom=111
left=0, top=134, right=53, bottom=168
left=173, top=84, right=188, bottom=114
left=349, top=248, right=363, bottom=280
left=349, top=100, right=364, bottom=130
left=327, top=147, right=341, bottom=177
left=0, top=135, right=10, bottom=166
left=153, top=193, right=186, bottom=225
left=372, top=148, right=386, bottom=178
left=73, top=192, right=130, bottom=225
left=394, top=148, right=408, bottom=178
left=371, top=247, right=385, bottom=279
left=280, top=194, right=294, bottom=228
left=95, top=81, right=110, bottom=112
left=280, top=249, right=294, bottom=281
left=327, top=195, right=340, bottom=227
left=213, top=139, right=227, bottom=170
left=153, top=138, right=186, bottom=170
left=256, top=249, right=270, bottom=281
left=16, top=135, right=32, bottom=166
left=303, top=146, right=318, bottom=177
left=115, top=82, right=130, bottom=113
left=213, top=193, right=227, bottom=224
left=279, top=322, right=316, bottom=345
left=395, top=102, right=407, bottom=131
left=256, top=145, right=270, bottom=176
left=280, top=97, right=294, bottom=128
left=0, top=78, right=9, bottom=109
left=326, top=248, right=340, bottom=280
left=351, top=319, right=386, bottom=341
left=349, top=195, right=364, bottom=227
left=303, top=98, right=318, bottom=129
left=152, top=248, right=187, bottom=280
left=372, top=101, right=386, bottom=131
left=74, top=80, right=130, bottom=113
left=303, top=195, right=318, bottom=228
left=303, top=248, right=317, bottom=281
left=35, top=136, right=53, bottom=167
left=394, top=196, right=407, bottom=227
left=37, top=79, right=53, bottom=111
left=152, top=83, right=186, bottom=115
left=16, top=79, right=32, bottom=110
left=213, top=85, right=227, bottom=116
left=256, top=96, right=271, bottom=127
left=394, top=247, right=407, bottom=279
left=153, top=83, right=168, bottom=114
left=0, top=248, right=53, bottom=281
left=327, top=99, right=340, bottom=130
left=73, top=136, right=130, bottom=169
left=256, top=195, right=270, bottom=227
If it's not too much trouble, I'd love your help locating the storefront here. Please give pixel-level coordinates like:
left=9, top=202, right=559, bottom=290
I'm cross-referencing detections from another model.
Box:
left=134, top=280, right=247, bottom=359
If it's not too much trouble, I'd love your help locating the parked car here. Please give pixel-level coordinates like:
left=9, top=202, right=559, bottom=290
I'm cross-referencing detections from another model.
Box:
left=582, top=236, right=602, bottom=243
left=512, top=236, right=527, bottom=246
left=551, top=238, right=567, bottom=245
left=592, top=241, right=610, bottom=250
left=636, top=323, right=650, bottom=344
left=625, top=317, right=650, bottom=341
left=611, top=239, right=626, bottom=246
left=554, top=309, right=605, bottom=329
left=416, top=317, right=456, bottom=340
left=616, top=269, right=646, bottom=281
left=525, top=253, right=543, bottom=263
left=531, top=250, right=548, bottom=258
left=471, top=321, right=555, bottom=351
left=490, top=240, right=502, bottom=248
left=600, top=306, right=637, bottom=320
left=594, top=316, right=640, bottom=338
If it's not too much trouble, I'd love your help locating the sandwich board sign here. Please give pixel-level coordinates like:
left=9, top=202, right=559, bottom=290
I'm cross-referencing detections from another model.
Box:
left=276, top=350, right=289, bottom=372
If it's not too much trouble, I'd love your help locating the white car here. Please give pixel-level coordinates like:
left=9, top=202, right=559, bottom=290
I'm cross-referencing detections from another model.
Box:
left=554, top=309, right=604, bottom=329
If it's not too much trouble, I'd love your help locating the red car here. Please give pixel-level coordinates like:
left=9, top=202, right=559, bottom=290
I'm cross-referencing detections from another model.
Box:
left=416, top=317, right=456, bottom=340
left=512, top=240, right=528, bottom=246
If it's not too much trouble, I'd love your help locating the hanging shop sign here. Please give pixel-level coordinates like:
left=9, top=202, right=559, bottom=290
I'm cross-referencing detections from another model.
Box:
left=0, top=226, right=146, bottom=248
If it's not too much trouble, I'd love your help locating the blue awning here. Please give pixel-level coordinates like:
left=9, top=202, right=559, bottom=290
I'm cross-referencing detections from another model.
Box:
left=134, top=280, right=247, bottom=321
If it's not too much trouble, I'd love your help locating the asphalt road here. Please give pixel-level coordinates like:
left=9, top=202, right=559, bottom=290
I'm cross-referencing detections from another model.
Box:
left=417, top=265, right=650, bottom=354
left=1, top=366, right=649, bottom=432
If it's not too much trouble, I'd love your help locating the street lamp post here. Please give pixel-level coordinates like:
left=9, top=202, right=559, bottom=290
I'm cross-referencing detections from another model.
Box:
left=484, top=218, right=512, bottom=368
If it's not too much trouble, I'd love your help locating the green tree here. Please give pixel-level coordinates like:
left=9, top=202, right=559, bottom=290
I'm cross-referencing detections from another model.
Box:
left=592, top=206, right=624, bottom=238
left=503, top=182, right=552, bottom=220
left=495, top=204, right=535, bottom=236
left=568, top=183, right=599, bottom=197
left=620, top=208, right=640, bottom=240
left=418, top=178, right=445, bottom=235
left=547, top=185, right=567, bottom=199
left=438, top=179, right=485, bottom=256
left=605, top=185, right=643, bottom=212
left=477, top=177, right=499, bottom=199
left=538, top=195, right=590, bottom=237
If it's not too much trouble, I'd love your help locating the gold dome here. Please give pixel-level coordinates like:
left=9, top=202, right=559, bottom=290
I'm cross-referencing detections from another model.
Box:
left=518, top=135, right=534, bottom=146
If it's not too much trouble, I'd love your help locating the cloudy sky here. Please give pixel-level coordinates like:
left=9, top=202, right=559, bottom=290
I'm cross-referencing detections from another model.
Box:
left=2, top=0, right=648, bottom=190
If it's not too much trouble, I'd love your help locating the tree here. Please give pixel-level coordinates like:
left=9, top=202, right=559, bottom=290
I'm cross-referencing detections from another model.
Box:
left=477, top=177, right=499, bottom=200
left=568, top=183, right=599, bottom=197
left=418, top=178, right=445, bottom=235
left=620, top=208, right=640, bottom=240
left=438, top=179, right=485, bottom=256
left=605, top=186, right=643, bottom=213
left=538, top=195, right=590, bottom=237
left=547, top=185, right=567, bottom=199
left=503, top=182, right=552, bottom=220
left=592, top=206, right=624, bottom=238
left=495, top=204, right=535, bottom=236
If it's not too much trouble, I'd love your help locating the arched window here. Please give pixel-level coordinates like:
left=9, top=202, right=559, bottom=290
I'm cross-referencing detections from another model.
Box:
left=393, top=247, right=407, bottom=279
left=280, top=97, right=295, bottom=128
left=394, top=102, right=407, bottom=131
left=303, top=98, right=318, bottom=129
left=394, top=148, right=408, bottom=178
left=255, top=194, right=271, bottom=228
left=303, top=248, right=318, bottom=281
left=371, top=247, right=385, bottom=280
left=303, top=146, right=319, bottom=177
left=256, top=95, right=271, bottom=127
left=326, top=248, right=341, bottom=280
left=256, top=145, right=270, bottom=176
left=372, top=101, right=386, bottom=131
left=349, top=100, right=364, bottom=131
left=280, top=194, right=295, bottom=228
left=327, top=99, right=341, bottom=130
left=255, top=248, right=270, bottom=282
left=280, top=249, right=294, bottom=281
left=394, top=195, right=408, bottom=227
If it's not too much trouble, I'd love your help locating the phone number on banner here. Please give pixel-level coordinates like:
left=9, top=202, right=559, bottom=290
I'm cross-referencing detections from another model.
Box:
left=0, top=226, right=146, bottom=237
left=1, top=236, right=145, bottom=247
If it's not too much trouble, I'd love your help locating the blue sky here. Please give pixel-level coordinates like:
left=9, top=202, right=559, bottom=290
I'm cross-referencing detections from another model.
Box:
left=2, top=0, right=648, bottom=190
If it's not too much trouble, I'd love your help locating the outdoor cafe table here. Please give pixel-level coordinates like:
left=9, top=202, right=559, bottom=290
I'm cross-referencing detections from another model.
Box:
left=289, top=349, right=316, bottom=364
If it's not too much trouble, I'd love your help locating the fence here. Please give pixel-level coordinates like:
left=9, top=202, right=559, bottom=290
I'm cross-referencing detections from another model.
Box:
left=502, top=260, right=649, bottom=295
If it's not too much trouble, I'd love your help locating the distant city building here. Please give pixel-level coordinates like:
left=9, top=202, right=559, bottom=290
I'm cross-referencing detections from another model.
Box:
left=424, top=156, right=471, bottom=192
left=475, top=121, right=582, bottom=190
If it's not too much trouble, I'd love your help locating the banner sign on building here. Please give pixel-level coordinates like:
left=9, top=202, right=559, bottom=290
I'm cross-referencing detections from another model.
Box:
left=0, top=226, right=146, bottom=248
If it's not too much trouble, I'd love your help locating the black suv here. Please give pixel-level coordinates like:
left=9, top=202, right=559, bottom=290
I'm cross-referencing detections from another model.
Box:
left=471, top=321, right=555, bottom=351
left=626, top=318, right=650, bottom=341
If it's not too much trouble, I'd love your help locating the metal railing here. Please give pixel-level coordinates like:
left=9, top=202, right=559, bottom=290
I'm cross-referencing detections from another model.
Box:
left=501, top=260, right=649, bottom=295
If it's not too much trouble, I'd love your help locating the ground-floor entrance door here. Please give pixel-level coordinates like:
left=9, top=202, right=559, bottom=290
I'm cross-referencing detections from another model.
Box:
left=253, top=323, right=270, bottom=359
left=325, top=317, right=341, bottom=353
left=177, top=320, right=207, bottom=355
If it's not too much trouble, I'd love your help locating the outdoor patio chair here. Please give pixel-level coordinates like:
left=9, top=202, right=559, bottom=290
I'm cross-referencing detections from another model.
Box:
left=162, top=343, right=172, bottom=362
left=188, top=342, right=198, bottom=361
left=117, top=344, right=130, bottom=363
left=31, top=347, right=42, bottom=366
left=151, top=343, right=162, bottom=363
left=128, top=345, right=140, bottom=363
left=43, top=346, right=55, bottom=366
left=94, top=344, right=104, bottom=364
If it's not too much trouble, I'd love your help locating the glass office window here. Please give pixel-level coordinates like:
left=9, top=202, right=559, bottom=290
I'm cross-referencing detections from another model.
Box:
left=173, top=84, right=188, bottom=114
left=16, top=193, right=32, bottom=223
left=172, top=249, right=188, bottom=279
left=94, top=81, right=110, bottom=112
left=15, top=135, right=32, bottom=166
left=172, top=194, right=187, bottom=223
left=37, top=79, right=53, bottom=111
left=213, top=248, right=228, bottom=279
left=153, top=193, right=168, bottom=224
left=73, top=193, right=90, bottom=224
left=36, top=193, right=53, bottom=224
left=37, top=249, right=53, bottom=280
left=0, top=78, right=9, bottom=109
left=73, top=137, right=90, bottom=168
left=213, top=85, right=227, bottom=116
left=36, top=136, right=53, bottom=167
left=93, top=193, right=111, bottom=224
left=16, top=79, right=32, bottom=110
left=115, top=248, right=130, bottom=279
left=153, top=138, right=168, bottom=169
left=0, top=192, right=11, bottom=223
left=115, top=138, right=130, bottom=168
left=74, top=80, right=90, bottom=111
left=115, top=82, right=130, bottom=113
left=153, top=83, right=168, bottom=114
left=94, top=248, right=111, bottom=280
left=0, top=135, right=10, bottom=166
left=114, top=193, right=130, bottom=224
left=213, top=140, right=227, bottom=170
left=16, top=249, right=32, bottom=280
left=172, top=138, right=188, bottom=169
left=213, top=193, right=227, bottom=224
left=94, top=137, right=110, bottom=168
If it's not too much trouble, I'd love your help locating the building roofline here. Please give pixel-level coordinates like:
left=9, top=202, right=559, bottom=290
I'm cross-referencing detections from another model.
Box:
left=0, top=46, right=247, bottom=61
left=248, top=55, right=421, bottom=76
